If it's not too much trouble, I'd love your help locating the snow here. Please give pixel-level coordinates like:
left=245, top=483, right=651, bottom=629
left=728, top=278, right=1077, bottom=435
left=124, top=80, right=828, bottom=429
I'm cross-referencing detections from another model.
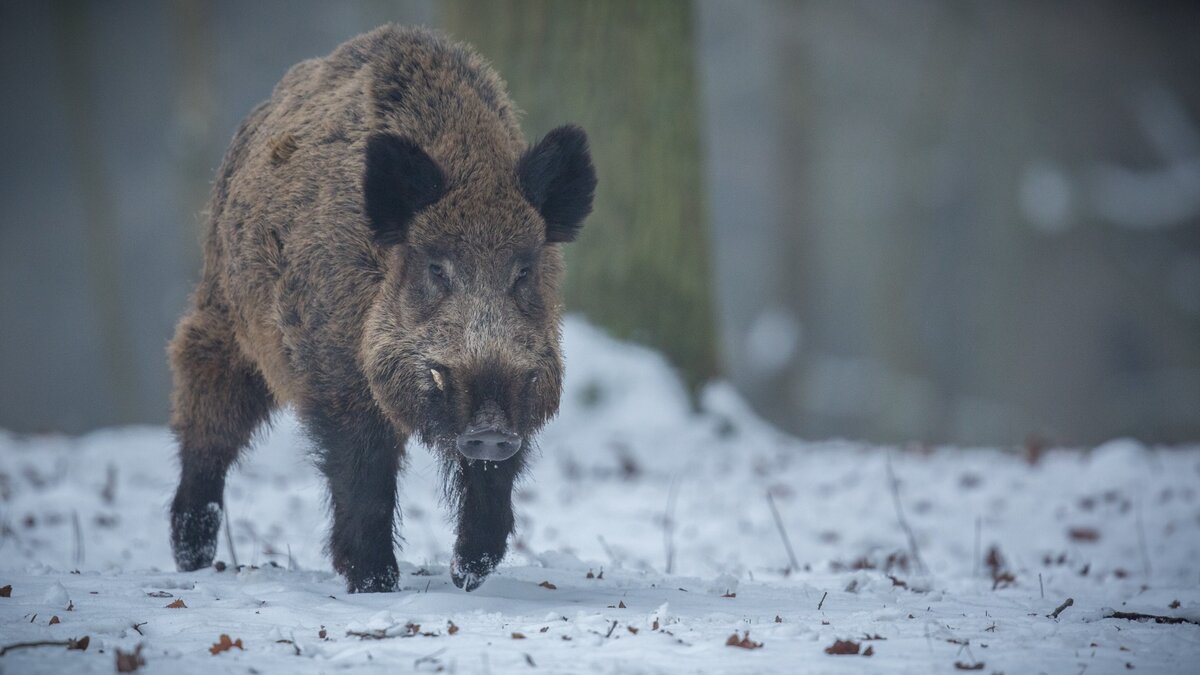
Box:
left=2, top=317, right=1199, bottom=673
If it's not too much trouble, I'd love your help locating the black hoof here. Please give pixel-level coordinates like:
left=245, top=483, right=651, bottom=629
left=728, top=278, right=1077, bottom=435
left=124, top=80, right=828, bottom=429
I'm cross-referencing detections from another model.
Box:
left=450, top=555, right=494, bottom=592
left=170, top=501, right=222, bottom=572
left=345, top=562, right=400, bottom=594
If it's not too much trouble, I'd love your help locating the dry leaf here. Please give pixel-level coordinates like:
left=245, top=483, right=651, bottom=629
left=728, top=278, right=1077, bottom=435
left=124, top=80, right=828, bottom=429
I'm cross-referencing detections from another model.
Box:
left=721, top=592, right=737, bottom=598
left=824, top=639, right=861, bottom=655
left=69, top=636, right=90, bottom=651
left=618, top=600, right=627, bottom=608
left=774, top=615, right=782, bottom=623
left=1068, top=527, right=1100, bottom=543
left=511, top=632, right=526, bottom=640
left=115, top=644, right=145, bottom=672
left=1169, top=600, right=1181, bottom=609
left=0, top=584, right=12, bottom=597
left=318, top=626, right=327, bottom=639
left=447, top=621, right=458, bottom=635
left=725, top=631, right=763, bottom=649
left=209, top=634, right=244, bottom=655
left=538, top=581, right=557, bottom=590
left=165, top=599, right=187, bottom=609
left=954, top=662, right=985, bottom=671
left=586, top=570, right=595, bottom=579
left=49, top=615, right=60, bottom=625
left=864, top=646, right=875, bottom=656
left=652, top=619, right=660, bottom=631
left=627, top=626, right=639, bottom=635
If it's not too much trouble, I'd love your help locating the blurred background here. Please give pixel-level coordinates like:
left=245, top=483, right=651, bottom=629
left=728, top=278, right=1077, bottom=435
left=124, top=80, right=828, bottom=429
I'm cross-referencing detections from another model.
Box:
left=1, top=0, right=1197, bottom=445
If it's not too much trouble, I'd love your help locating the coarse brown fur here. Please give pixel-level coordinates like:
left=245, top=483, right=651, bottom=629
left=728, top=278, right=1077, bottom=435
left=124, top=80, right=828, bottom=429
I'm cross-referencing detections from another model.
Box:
left=168, top=25, right=595, bottom=593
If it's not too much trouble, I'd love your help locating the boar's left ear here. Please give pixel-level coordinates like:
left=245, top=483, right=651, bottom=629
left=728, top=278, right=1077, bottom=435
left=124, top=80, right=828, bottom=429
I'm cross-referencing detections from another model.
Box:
left=363, top=132, right=446, bottom=246
left=518, top=125, right=597, bottom=243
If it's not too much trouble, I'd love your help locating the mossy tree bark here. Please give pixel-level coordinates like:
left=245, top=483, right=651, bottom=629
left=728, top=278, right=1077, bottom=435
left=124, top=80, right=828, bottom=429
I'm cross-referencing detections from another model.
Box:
left=443, top=0, right=718, bottom=391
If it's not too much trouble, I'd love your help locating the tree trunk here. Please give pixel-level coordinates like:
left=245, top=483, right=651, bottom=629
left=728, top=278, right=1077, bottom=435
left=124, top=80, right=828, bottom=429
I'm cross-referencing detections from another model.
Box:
left=443, top=0, right=718, bottom=391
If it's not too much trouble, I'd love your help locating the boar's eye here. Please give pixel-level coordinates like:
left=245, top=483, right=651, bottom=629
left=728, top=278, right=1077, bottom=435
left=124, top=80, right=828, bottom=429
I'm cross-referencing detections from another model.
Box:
left=429, top=262, right=447, bottom=280
left=517, top=266, right=530, bottom=280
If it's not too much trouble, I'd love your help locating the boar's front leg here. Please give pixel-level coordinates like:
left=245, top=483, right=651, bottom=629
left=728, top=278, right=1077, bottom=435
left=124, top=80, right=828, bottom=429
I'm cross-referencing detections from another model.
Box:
left=450, top=456, right=523, bottom=591
left=306, top=401, right=404, bottom=593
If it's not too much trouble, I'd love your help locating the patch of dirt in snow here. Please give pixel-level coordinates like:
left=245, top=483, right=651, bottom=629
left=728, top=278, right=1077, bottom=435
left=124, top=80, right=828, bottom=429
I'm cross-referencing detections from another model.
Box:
left=2, top=318, right=1200, bottom=673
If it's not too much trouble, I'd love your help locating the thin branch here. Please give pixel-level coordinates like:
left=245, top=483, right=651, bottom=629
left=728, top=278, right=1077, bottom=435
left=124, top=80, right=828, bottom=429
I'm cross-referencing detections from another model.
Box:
left=224, top=505, right=238, bottom=568
left=71, top=510, right=83, bottom=567
left=817, top=591, right=828, bottom=611
left=664, top=476, right=679, bottom=575
left=886, top=453, right=928, bottom=576
left=766, top=491, right=799, bottom=572
left=973, top=516, right=981, bottom=579
left=1135, top=500, right=1152, bottom=580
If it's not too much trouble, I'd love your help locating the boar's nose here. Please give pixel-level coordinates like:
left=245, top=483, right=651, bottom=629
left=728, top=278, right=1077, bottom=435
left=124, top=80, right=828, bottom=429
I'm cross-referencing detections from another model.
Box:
left=456, top=427, right=522, bottom=461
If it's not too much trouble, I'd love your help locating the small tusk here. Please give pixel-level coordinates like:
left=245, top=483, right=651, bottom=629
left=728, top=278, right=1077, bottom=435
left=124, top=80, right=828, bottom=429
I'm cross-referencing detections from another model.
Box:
left=431, top=368, right=445, bottom=391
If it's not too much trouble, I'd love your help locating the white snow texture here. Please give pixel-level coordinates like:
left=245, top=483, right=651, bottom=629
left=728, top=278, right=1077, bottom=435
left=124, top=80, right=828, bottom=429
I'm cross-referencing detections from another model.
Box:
left=1, top=317, right=1198, bottom=673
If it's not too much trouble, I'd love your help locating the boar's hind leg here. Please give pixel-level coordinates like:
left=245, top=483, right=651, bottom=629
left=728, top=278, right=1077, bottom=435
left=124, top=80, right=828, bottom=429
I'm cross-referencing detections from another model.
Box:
left=307, top=403, right=403, bottom=593
left=169, top=310, right=274, bottom=572
left=450, top=458, right=522, bottom=591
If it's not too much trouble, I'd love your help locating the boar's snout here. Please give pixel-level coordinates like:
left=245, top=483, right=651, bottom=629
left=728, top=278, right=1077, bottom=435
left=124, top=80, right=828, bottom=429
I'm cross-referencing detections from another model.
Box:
left=456, top=427, right=521, bottom=461
left=454, top=397, right=522, bottom=461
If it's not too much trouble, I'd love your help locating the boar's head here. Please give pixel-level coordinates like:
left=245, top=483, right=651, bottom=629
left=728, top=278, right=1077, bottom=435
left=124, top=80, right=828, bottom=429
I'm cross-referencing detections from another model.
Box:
left=360, top=125, right=595, bottom=464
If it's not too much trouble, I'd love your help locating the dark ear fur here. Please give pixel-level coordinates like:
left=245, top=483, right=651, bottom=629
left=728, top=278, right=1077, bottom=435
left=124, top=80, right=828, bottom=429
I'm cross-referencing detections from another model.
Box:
left=363, top=132, right=446, bottom=246
left=518, top=125, right=597, bottom=243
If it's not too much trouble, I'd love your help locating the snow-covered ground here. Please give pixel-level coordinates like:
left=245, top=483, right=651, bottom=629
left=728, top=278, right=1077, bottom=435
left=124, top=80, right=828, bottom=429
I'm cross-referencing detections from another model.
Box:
left=2, top=318, right=1199, bottom=674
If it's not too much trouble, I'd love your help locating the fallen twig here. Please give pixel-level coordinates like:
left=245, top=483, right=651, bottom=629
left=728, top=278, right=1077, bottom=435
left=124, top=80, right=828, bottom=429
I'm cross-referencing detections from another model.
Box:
left=1105, top=611, right=1198, bottom=626
left=818, top=591, right=828, bottom=611
left=0, top=636, right=89, bottom=656
left=766, top=491, right=799, bottom=572
left=1048, top=597, right=1074, bottom=620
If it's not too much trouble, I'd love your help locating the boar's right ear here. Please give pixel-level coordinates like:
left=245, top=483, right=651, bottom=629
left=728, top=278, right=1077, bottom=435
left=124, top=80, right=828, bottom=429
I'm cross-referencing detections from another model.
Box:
left=363, top=132, right=446, bottom=246
left=518, top=125, right=597, bottom=243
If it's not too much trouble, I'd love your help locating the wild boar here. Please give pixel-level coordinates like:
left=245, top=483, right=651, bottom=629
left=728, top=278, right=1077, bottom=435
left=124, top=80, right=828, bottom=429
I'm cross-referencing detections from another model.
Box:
left=168, top=25, right=596, bottom=593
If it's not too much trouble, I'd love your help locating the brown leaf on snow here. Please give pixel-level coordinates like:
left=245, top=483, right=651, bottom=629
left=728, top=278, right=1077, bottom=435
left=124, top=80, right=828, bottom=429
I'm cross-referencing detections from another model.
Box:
left=863, top=645, right=875, bottom=656
left=538, top=581, right=557, bottom=590
left=69, top=636, right=90, bottom=651
left=721, top=592, right=737, bottom=598
left=1169, top=600, right=1181, bottom=609
left=824, top=639, right=861, bottom=655
left=954, top=661, right=985, bottom=670
left=992, top=571, right=1016, bottom=590
left=511, top=632, right=526, bottom=639
left=0, top=584, right=11, bottom=597
left=318, top=626, right=327, bottom=639
left=774, top=615, right=782, bottom=623
left=447, top=621, right=458, bottom=635
left=586, top=570, right=595, bottom=579
left=618, top=600, right=627, bottom=608
left=627, top=626, right=639, bottom=635
left=1068, top=527, right=1101, bottom=543
left=725, top=631, right=762, bottom=649
left=115, top=644, right=145, bottom=672
left=49, top=615, right=60, bottom=625
left=209, top=634, right=244, bottom=655
left=165, top=599, right=187, bottom=609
